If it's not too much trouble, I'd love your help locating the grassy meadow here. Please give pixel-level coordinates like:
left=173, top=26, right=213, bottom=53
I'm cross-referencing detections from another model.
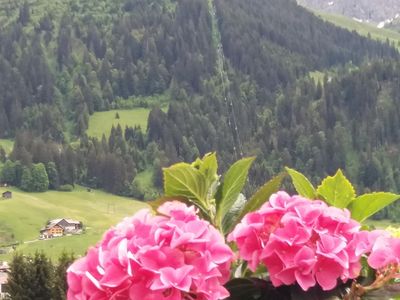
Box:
left=0, top=186, right=148, bottom=261
left=315, top=11, right=400, bottom=48
left=0, top=139, right=14, bottom=154
left=86, top=108, right=151, bottom=138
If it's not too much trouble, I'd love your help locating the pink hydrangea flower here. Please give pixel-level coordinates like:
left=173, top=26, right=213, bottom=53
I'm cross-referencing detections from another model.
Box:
left=67, top=201, right=233, bottom=300
left=228, top=192, right=364, bottom=291
left=365, top=231, right=400, bottom=270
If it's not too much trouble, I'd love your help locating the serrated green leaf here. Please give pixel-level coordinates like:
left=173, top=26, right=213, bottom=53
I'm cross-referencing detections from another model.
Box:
left=316, top=169, right=355, bottom=208
left=198, top=152, right=218, bottom=184
left=236, top=173, right=285, bottom=223
left=286, top=167, right=316, bottom=199
left=221, top=194, right=246, bottom=234
left=215, top=157, right=255, bottom=227
left=163, top=163, right=208, bottom=212
left=349, top=192, right=400, bottom=222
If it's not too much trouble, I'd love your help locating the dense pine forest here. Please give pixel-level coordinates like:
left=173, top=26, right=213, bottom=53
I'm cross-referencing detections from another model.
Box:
left=1, top=0, right=400, bottom=219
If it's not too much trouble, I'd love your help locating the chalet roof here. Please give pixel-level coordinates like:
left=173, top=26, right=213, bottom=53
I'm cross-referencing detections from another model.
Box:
left=2, top=191, right=11, bottom=195
left=48, top=218, right=81, bottom=225
left=64, top=219, right=81, bottom=224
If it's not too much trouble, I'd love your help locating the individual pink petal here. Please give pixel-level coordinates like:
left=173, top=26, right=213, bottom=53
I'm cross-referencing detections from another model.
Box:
left=275, top=267, right=296, bottom=285
left=295, top=271, right=316, bottom=291
left=159, top=266, right=193, bottom=291
left=294, top=246, right=316, bottom=274
left=315, top=259, right=342, bottom=291
left=272, top=219, right=311, bottom=246
left=317, top=234, right=346, bottom=256
left=368, top=247, right=394, bottom=269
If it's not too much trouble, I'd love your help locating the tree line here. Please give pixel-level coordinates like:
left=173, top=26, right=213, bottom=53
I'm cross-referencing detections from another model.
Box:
left=5, top=251, right=74, bottom=300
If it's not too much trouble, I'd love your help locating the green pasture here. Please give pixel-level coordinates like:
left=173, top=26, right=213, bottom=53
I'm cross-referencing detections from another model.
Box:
left=316, top=11, right=400, bottom=49
left=0, top=186, right=148, bottom=261
left=86, top=108, right=151, bottom=138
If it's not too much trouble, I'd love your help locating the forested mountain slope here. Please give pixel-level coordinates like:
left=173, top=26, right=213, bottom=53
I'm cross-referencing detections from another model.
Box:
left=1, top=0, right=400, bottom=220
left=0, top=0, right=396, bottom=138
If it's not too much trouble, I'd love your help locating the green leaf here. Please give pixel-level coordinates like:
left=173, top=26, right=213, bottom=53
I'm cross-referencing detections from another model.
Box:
left=197, top=152, right=218, bottom=185
left=349, top=192, right=400, bottom=222
left=215, top=157, right=255, bottom=227
left=286, top=167, right=316, bottom=199
left=163, top=163, right=208, bottom=212
left=316, top=169, right=356, bottom=208
left=236, top=173, right=285, bottom=222
left=221, top=193, right=246, bottom=234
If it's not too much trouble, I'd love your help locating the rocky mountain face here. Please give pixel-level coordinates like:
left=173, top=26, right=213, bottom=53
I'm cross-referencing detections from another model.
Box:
left=297, top=0, right=400, bottom=25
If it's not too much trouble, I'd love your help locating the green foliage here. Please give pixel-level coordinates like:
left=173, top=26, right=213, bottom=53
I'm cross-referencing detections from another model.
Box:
left=288, top=168, right=400, bottom=222
left=316, top=169, right=355, bottom=208
left=349, top=192, right=400, bottom=222
left=21, top=163, right=49, bottom=192
left=52, top=252, right=75, bottom=300
left=8, top=252, right=53, bottom=300
left=163, top=155, right=283, bottom=232
left=1, top=160, right=16, bottom=185
left=8, top=251, right=75, bottom=300
left=215, top=157, right=255, bottom=231
left=31, top=163, right=50, bottom=192
left=163, top=162, right=209, bottom=214
left=130, top=179, right=145, bottom=200
left=0, top=139, right=14, bottom=154
left=193, top=152, right=219, bottom=190
left=31, top=252, right=54, bottom=300
left=46, top=162, right=60, bottom=190
left=20, top=166, right=33, bottom=192
left=221, top=194, right=247, bottom=235
left=286, top=167, right=316, bottom=199
left=7, top=253, right=35, bottom=300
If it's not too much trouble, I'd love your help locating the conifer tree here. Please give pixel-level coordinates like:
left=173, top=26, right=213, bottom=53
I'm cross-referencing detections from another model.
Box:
left=31, top=252, right=54, bottom=300
left=7, top=253, right=35, bottom=300
left=52, top=252, right=75, bottom=300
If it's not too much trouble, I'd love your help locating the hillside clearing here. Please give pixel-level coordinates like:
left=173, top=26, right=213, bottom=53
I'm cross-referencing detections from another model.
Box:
left=0, top=139, right=14, bottom=154
left=315, top=11, right=400, bottom=48
left=87, top=108, right=151, bottom=138
left=0, top=186, right=148, bottom=261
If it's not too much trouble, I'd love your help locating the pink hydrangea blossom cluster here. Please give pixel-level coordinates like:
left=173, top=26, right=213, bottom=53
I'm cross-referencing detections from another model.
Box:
left=351, top=229, right=400, bottom=270
left=67, top=201, right=233, bottom=300
left=228, top=192, right=366, bottom=291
